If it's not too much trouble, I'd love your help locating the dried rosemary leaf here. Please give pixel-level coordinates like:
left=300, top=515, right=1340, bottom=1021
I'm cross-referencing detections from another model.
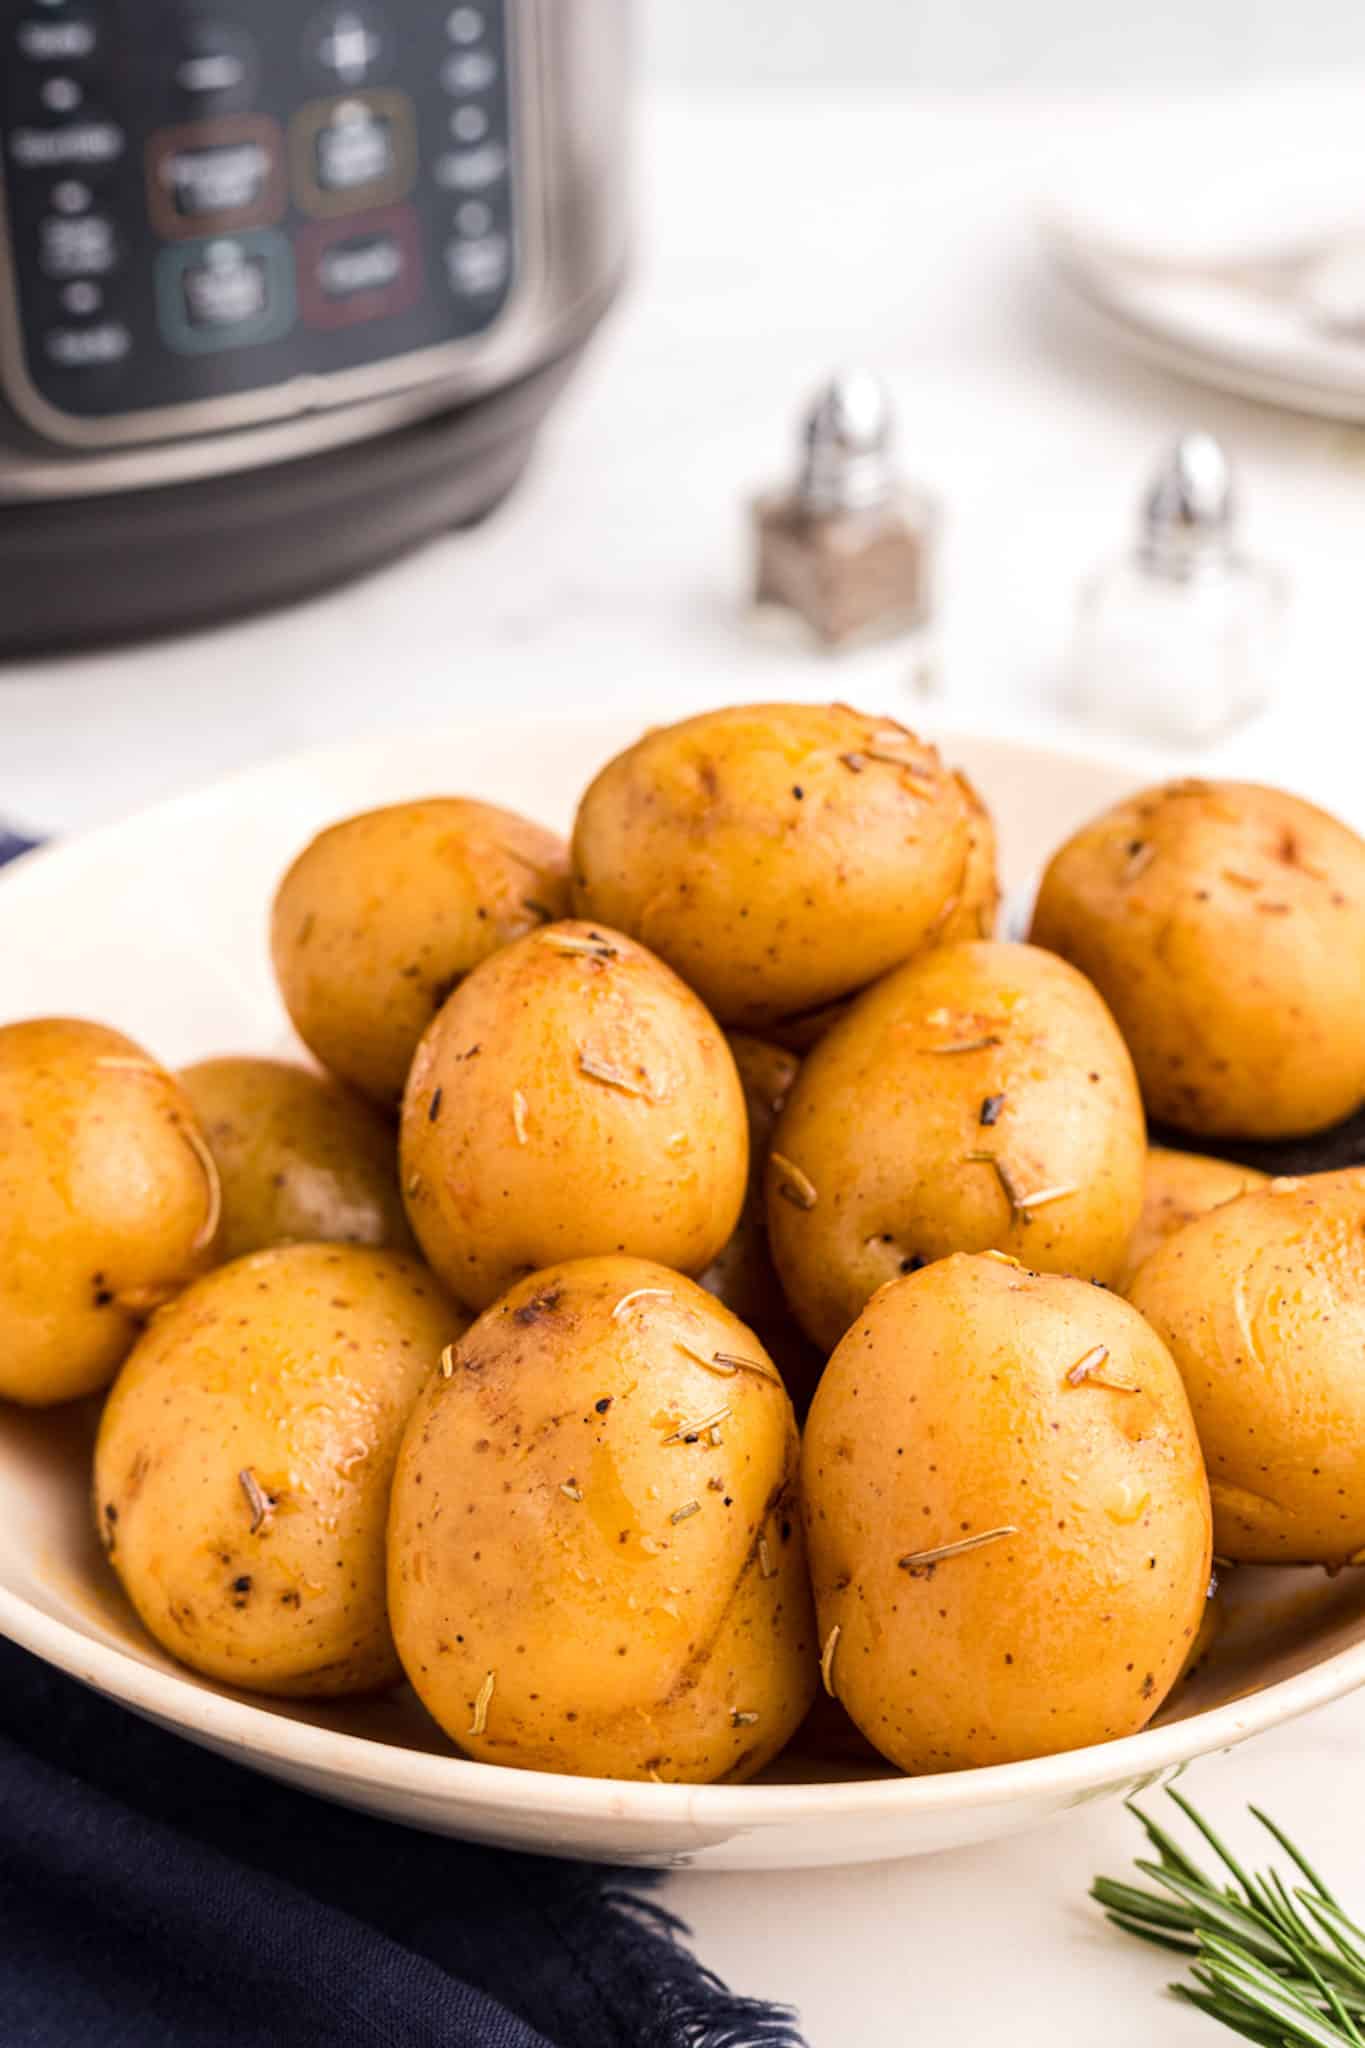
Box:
left=469, top=1670, right=495, bottom=1738
left=671, top=1499, right=701, bottom=1524
left=613, top=1286, right=673, bottom=1321
left=900, top=1525, right=1017, bottom=1572
left=820, top=1624, right=841, bottom=1698
left=238, top=1467, right=274, bottom=1535
left=560, top=1481, right=583, bottom=1503
left=730, top=1709, right=759, bottom=1728
left=542, top=931, right=617, bottom=958
left=511, top=1089, right=529, bottom=1145
left=578, top=1049, right=653, bottom=1099
left=438, top=1343, right=457, bottom=1380
left=662, top=1404, right=731, bottom=1446
left=771, top=1152, right=817, bottom=1210
left=181, top=1123, right=222, bottom=1251
left=758, top=1536, right=776, bottom=1580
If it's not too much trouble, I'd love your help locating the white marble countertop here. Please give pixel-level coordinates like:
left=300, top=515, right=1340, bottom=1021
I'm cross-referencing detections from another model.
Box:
left=7, top=81, right=1365, bottom=2047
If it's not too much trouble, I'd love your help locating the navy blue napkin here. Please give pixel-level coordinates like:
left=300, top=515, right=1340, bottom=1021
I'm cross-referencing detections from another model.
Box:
left=0, top=830, right=804, bottom=2048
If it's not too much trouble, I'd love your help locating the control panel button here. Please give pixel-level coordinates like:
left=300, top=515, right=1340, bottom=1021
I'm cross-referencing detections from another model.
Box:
left=155, top=230, right=295, bottom=354
left=170, top=20, right=259, bottom=112
left=434, top=141, right=506, bottom=192
left=290, top=90, right=414, bottom=216
left=39, top=210, right=115, bottom=275
left=59, top=278, right=101, bottom=314
left=445, top=230, right=508, bottom=296
left=446, top=7, right=485, bottom=45
left=296, top=203, right=421, bottom=328
left=44, top=320, right=130, bottom=368
left=50, top=177, right=91, bottom=213
left=146, top=116, right=285, bottom=237
left=9, top=120, right=122, bottom=170
left=15, top=12, right=97, bottom=64
left=442, top=48, right=497, bottom=93
left=306, top=5, right=390, bottom=86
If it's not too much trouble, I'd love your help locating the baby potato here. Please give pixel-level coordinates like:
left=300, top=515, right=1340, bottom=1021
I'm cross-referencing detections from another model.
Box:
left=698, top=1034, right=826, bottom=1415
left=937, top=770, right=1000, bottom=945
left=181, top=1056, right=414, bottom=1262
left=1120, top=1146, right=1267, bottom=1291
left=570, top=702, right=971, bottom=1033
left=1128, top=1169, right=1365, bottom=1565
left=271, top=798, right=571, bottom=1106
left=400, top=922, right=747, bottom=1312
left=388, top=1257, right=816, bottom=1781
left=803, top=1253, right=1212, bottom=1773
left=767, top=940, right=1145, bottom=1351
left=1031, top=779, right=1365, bottom=1139
left=94, top=1244, right=466, bottom=1696
left=0, top=1018, right=218, bottom=1406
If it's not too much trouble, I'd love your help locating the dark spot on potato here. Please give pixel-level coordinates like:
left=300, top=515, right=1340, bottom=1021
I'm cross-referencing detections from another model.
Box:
left=429, top=1088, right=443, bottom=1122
left=792, top=785, right=805, bottom=800
left=979, top=1094, right=1005, bottom=1127
left=514, top=1287, right=564, bottom=1327
left=1140, top=1672, right=1156, bottom=1698
left=280, top=1590, right=301, bottom=1609
left=595, top=1397, right=612, bottom=1414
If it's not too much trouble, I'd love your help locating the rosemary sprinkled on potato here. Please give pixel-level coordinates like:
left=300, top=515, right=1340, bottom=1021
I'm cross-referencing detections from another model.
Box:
left=469, top=1670, right=495, bottom=1738
left=1015, top=1183, right=1078, bottom=1211
left=511, top=1089, right=529, bottom=1145
left=238, top=1467, right=274, bottom=1535
left=838, top=751, right=867, bottom=774
left=438, top=1343, right=457, bottom=1379
left=405, top=1172, right=423, bottom=1199
left=671, top=1499, right=701, bottom=1524
left=182, top=1123, right=222, bottom=1252
left=707, top=1426, right=724, bottom=1447
left=662, top=1404, right=731, bottom=1446
left=980, top=1248, right=1024, bottom=1269
left=707, top=1476, right=725, bottom=1492
left=771, top=1153, right=818, bottom=1210
left=929, top=1035, right=1001, bottom=1055
left=677, top=1338, right=731, bottom=1373
left=899, top=1525, right=1017, bottom=1573
left=1221, top=868, right=1262, bottom=890
left=979, top=1093, right=1006, bottom=1125
left=543, top=931, right=617, bottom=959
left=94, top=1056, right=160, bottom=1074
left=712, top=1350, right=782, bottom=1384
left=560, top=1481, right=583, bottom=1502
left=428, top=1087, right=443, bottom=1123
left=1123, top=841, right=1155, bottom=882
left=820, top=1624, right=841, bottom=1698
left=758, top=1537, right=777, bottom=1580
left=613, top=1286, right=673, bottom=1321
left=578, top=1049, right=653, bottom=1099
left=522, top=897, right=555, bottom=921
left=730, top=1709, right=759, bottom=1728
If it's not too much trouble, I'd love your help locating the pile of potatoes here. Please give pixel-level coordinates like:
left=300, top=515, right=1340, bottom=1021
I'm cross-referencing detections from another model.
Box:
left=6, top=705, right=1365, bottom=1784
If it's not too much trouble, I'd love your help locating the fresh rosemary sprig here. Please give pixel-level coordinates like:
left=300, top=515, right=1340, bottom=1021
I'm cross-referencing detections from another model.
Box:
left=1094, top=1788, right=1365, bottom=2046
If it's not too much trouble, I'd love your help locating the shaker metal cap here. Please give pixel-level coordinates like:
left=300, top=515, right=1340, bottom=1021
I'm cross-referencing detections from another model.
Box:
left=799, top=368, right=896, bottom=516
left=1140, top=431, right=1236, bottom=575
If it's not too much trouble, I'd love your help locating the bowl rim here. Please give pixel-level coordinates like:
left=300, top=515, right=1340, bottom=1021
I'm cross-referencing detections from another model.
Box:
left=3, top=712, right=1362, bottom=1839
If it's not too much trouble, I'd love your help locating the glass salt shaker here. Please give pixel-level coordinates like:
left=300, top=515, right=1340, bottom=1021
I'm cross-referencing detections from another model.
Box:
left=752, top=369, right=939, bottom=650
left=1067, top=433, right=1286, bottom=746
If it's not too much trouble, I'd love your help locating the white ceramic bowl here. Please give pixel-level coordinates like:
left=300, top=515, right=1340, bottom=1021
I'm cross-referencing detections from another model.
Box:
left=4, top=717, right=1365, bottom=1872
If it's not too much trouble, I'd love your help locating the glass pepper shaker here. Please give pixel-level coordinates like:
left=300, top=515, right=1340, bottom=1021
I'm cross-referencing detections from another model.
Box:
left=1067, top=432, right=1286, bottom=746
left=752, top=369, right=939, bottom=650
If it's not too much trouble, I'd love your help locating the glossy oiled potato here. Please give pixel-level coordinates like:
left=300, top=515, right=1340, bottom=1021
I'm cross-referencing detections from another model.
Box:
left=1031, top=779, right=1365, bottom=1139
left=571, top=703, right=972, bottom=1033
left=803, top=1254, right=1212, bottom=1772
left=181, top=1056, right=415, bottom=1262
left=1120, top=1146, right=1267, bottom=1291
left=272, top=798, right=571, bottom=1106
left=698, top=1034, right=825, bottom=1414
left=94, top=1244, right=466, bottom=1696
left=400, top=922, right=747, bottom=1311
left=767, top=941, right=1146, bottom=1351
left=0, top=1018, right=218, bottom=1406
left=1129, top=1169, right=1365, bottom=1564
left=388, top=1257, right=816, bottom=1780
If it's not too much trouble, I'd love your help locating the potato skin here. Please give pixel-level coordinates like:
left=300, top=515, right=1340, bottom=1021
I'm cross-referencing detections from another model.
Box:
left=94, top=1244, right=466, bottom=1696
left=767, top=941, right=1146, bottom=1351
left=388, top=1257, right=816, bottom=1781
left=181, top=1056, right=414, bottom=1263
left=1120, top=1146, right=1267, bottom=1292
left=1128, top=1169, right=1365, bottom=1564
left=698, top=1035, right=825, bottom=1415
left=803, top=1254, right=1212, bottom=1773
left=1031, top=779, right=1365, bottom=1139
left=570, top=703, right=971, bottom=1032
left=271, top=798, right=571, bottom=1106
left=0, top=1018, right=218, bottom=1406
left=400, top=922, right=748, bottom=1312
left=937, top=770, right=1000, bottom=945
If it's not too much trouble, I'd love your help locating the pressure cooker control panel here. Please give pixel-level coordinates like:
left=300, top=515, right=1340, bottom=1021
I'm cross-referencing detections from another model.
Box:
left=0, top=0, right=517, bottom=432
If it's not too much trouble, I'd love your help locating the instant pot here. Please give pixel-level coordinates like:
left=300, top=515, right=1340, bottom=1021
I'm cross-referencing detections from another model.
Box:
left=0, top=0, right=628, bottom=649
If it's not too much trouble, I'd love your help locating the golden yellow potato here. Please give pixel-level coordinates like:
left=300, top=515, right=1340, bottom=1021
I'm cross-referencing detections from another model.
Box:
left=400, top=922, right=747, bottom=1311
left=1128, top=1169, right=1365, bottom=1564
left=698, top=1034, right=825, bottom=1415
left=803, top=1253, right=1212, bottom=1772
left=571, top=702, right=971, bottom=1033
left=94, top=1244, right=466, bottom=1696
left=767, top=940, right=1146, bottom=1350
left=181, top=1055, right=414, bottom=1262
left=0, top=1018, right=218, bottom=1406
left=1031, top=779, right=1365, bottom=1139
left=271, top=798, right=571, bottom=1106
left=388, top=1257, right=816, bottom=1780
left=1120, top=1146, right=1267, bottom=1291
left=937, top=770, right=1000, bottom=945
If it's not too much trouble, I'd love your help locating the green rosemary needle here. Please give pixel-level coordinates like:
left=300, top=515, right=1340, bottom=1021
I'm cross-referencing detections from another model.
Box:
left=1094, top=1788, right=1365, bottom=2047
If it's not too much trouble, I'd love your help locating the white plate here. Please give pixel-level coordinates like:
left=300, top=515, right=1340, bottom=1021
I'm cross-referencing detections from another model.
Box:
left=4, top=717, right=1365, bottom=1871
